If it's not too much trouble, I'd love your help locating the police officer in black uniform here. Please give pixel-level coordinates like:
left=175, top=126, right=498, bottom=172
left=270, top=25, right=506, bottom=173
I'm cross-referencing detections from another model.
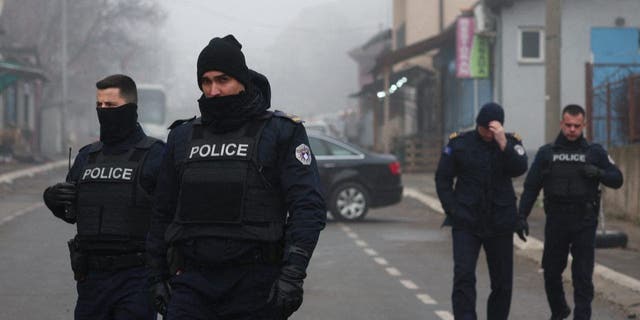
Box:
left=517, top=104, right=623, bottom=320
left=43, top=74, right=164, bottom=319
left=146, top=35, right=326, bottom=319
left=435, top=102, right=528, bottom=320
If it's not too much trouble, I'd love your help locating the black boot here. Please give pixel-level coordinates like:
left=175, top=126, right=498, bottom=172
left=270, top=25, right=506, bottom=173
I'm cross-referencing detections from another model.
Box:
left=549, top=305, right=571, bottom=320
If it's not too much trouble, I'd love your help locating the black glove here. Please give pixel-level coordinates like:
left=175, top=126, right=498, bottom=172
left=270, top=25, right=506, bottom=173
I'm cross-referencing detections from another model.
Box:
left=581, top=164, right=604, bottom=180
left=149, top=280, right=171, bottom=316
left=43, top=182, right=77, bottom=207
left=515, top=217, right=529, bottom=242
left=268, top=264, right=306, bottom=319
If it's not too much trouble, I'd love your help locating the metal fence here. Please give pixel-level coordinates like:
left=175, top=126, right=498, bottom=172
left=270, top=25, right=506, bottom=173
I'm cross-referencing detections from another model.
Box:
left=586, top=63, right=640, bottom=147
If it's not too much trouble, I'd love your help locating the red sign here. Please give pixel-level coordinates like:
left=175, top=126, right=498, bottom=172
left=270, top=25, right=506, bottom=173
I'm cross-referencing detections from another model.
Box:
left=456, top=17, right=475, bottom=78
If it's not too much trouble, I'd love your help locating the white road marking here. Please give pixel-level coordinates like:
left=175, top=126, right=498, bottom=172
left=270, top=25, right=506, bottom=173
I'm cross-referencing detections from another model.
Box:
left=386, top=267, right=402, bottom=277
left=338, top=218, right=447, bottom=313
left=373, top=257, right=388, bottom=266
left=0, top=203, right=45, bottom=226
left=0, top=160, right=67, bottom=184
left=435, top=310, right=454, bottom=320
left=399, top=279, right=419, bottom=290
left=364, top=248, right=378, bottom=256
left=403, top=188, right=444, bottom=214
left=404, top=187, right=640, bottom=294
left=355, top=240, right=368, bottom=247
left=416, top=293, right=437, bottom=305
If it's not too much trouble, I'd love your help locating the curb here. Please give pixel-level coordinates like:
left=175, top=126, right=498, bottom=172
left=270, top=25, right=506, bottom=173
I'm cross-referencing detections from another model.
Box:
left=403, top=187, right=640, bottom=316
left=0, top=160, right=67, bottom=184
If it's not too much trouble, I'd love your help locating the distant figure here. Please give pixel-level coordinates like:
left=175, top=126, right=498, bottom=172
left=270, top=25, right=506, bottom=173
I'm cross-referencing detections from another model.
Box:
left=146, top=34, right=326, bottom=319
left=518, top=104, right=623, bottom=320
left=435, top=102, right=528, bottom=320
left=42, top=74, right=164, bottom=319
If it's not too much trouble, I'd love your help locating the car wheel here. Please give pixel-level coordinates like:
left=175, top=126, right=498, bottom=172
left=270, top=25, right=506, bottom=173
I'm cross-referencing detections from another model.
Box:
left=330, top=182, right=369, bottom=221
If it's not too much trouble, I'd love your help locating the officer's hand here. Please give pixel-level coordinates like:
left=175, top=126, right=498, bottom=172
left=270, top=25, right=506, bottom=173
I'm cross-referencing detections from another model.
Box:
left=488, top=121, right=507, bottom=150
left=43, top=182, right=77, bottom=207
left=268, top=264, right=306, bottom=319
left=515, top=218, right=529, bottom=242
left=149, top=280, right=171, bottom=316
left=581, top=164, right=604, bottom=180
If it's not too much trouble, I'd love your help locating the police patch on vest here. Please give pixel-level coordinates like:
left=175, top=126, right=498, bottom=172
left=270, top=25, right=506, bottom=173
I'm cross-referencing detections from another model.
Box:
left=296, top=144, right=312, bottom=165
left=514, top=145, right=525, bottom=156
left=81, top=166, right=135, bottom=181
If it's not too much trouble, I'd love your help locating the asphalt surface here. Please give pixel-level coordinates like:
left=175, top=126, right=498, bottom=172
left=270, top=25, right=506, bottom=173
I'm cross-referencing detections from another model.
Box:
left=0, top=167, right=630, bottom=319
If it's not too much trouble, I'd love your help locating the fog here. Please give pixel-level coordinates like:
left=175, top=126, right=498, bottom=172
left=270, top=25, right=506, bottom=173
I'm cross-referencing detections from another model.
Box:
left=157, top=0, right=391, bottom=121
left=0, top=0, right=389, bottom=153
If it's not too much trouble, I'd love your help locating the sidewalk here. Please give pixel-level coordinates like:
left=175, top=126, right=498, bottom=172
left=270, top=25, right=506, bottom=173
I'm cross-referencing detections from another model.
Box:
left=403, top=172, right=640, bottom=316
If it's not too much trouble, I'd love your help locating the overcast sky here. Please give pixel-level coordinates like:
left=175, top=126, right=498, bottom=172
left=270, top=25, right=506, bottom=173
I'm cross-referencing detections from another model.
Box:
left=158, top=0, right=391, bottom=119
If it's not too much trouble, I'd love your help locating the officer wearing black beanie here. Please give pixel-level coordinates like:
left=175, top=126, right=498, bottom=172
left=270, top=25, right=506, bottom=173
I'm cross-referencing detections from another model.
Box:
left=435, top=102, right=528, bottom=319
left=196, top=35, right=251, bottom=89
left=147, top=34, right=326, bottom=319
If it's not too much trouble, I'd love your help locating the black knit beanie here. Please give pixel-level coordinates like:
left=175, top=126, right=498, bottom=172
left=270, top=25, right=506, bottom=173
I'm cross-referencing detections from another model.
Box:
left=196, top=35, right=250, bottom=89
left=476, top=102, right=505, bottom=127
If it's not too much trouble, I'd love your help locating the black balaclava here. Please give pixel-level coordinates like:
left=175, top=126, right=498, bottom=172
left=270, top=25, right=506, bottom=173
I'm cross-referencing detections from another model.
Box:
left=196, top=34, right=250, bottom=89
left=198, top=85, right=266, bottom=133
left=476, top=102, right=505, bottom=127
left=97, top=103, right=138, bottom=145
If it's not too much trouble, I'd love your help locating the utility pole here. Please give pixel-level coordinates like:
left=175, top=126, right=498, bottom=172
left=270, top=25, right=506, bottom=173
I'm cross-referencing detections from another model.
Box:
left=382, top=66, right=391, bottom=153
left=439, top=0, right=444, bottom=32
left=61, top=0, right=68, bottom=153
left=545, top=0, right=561, bottom=142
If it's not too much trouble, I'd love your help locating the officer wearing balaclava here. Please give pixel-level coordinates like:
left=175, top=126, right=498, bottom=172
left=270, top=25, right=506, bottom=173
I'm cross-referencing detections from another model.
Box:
left=43, top=74, right=165, bottom=319
left=146, top=35, right=326, bottom=319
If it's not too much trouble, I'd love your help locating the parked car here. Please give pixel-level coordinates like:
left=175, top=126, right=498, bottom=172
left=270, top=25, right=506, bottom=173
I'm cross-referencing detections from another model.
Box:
left=307, top=132, right=403, bottom=221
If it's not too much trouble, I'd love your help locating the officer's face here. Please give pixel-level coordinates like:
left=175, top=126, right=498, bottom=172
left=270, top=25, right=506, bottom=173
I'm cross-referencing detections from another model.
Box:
left=200, top=70, right=245, bottom=98
left=560, top=112, right=585, bottom=141
left=96, top=88, right=126, bottom=108
left=477, top=125, right=494, bottom=142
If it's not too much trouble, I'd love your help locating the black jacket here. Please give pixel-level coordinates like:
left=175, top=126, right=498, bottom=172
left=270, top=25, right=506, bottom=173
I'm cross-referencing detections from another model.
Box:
left=146, top=70, right=326, bottom=280
left=44, top=125, right=165, bottom=251
left=518, top=133, right=623, bottom=217
left=435, top=130, right=528, bottom=236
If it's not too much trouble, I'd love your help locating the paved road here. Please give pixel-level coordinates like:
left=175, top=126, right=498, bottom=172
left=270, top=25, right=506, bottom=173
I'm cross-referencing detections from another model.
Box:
left=0, top=168, right=628, bottom=319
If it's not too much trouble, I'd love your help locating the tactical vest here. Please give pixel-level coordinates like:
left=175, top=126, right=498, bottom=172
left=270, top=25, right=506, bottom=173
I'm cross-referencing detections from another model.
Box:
left=75, top=137, right=158, bottom=242
left=543, top=145, right=594, bottom=203
left=170, top=117, right=285, bottom=242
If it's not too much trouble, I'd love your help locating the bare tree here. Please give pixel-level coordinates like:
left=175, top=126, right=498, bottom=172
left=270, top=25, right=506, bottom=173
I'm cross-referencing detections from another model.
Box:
left=1, top=0, right=167, bottom=142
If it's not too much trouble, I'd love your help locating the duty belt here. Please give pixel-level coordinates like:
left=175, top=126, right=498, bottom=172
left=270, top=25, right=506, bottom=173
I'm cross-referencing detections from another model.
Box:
left=87, top=252, right=145, bottom=272
left=184, top=244, right=283, bottom=270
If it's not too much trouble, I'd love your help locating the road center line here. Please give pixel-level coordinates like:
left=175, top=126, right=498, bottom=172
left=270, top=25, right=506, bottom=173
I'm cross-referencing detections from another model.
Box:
left=373, top=257, right=388, bottom=266
left=435, top=310, right=454, bottom=320
left=364, top=248, right=378, bottom=256
left=355, top=240, right=368, bottom=247
left=0, top=203, right=45, bottom=226
left=416, top=293, right=437, bottom=305
left=399, top=279, right=419, bottom=290
left=386, top=267, right=402, bottom=276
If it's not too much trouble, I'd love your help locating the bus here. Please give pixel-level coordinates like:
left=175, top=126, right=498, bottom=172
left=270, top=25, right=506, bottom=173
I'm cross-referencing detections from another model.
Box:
left=137, top=84, right=168, bottom=141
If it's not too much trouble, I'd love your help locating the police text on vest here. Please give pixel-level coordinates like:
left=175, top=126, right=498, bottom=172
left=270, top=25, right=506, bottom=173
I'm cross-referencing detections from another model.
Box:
left=189, top=143, right=249, bottom=159
left=82, top=167, right=134, bottom=181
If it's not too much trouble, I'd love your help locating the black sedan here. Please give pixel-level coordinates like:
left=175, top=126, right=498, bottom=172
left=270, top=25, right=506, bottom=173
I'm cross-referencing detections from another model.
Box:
left=307, top=132, right=403, bottom=221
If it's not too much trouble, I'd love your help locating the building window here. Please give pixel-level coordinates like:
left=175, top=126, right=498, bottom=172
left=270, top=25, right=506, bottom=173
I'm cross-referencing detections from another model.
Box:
left=518, top=27, right=544, bottom=63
